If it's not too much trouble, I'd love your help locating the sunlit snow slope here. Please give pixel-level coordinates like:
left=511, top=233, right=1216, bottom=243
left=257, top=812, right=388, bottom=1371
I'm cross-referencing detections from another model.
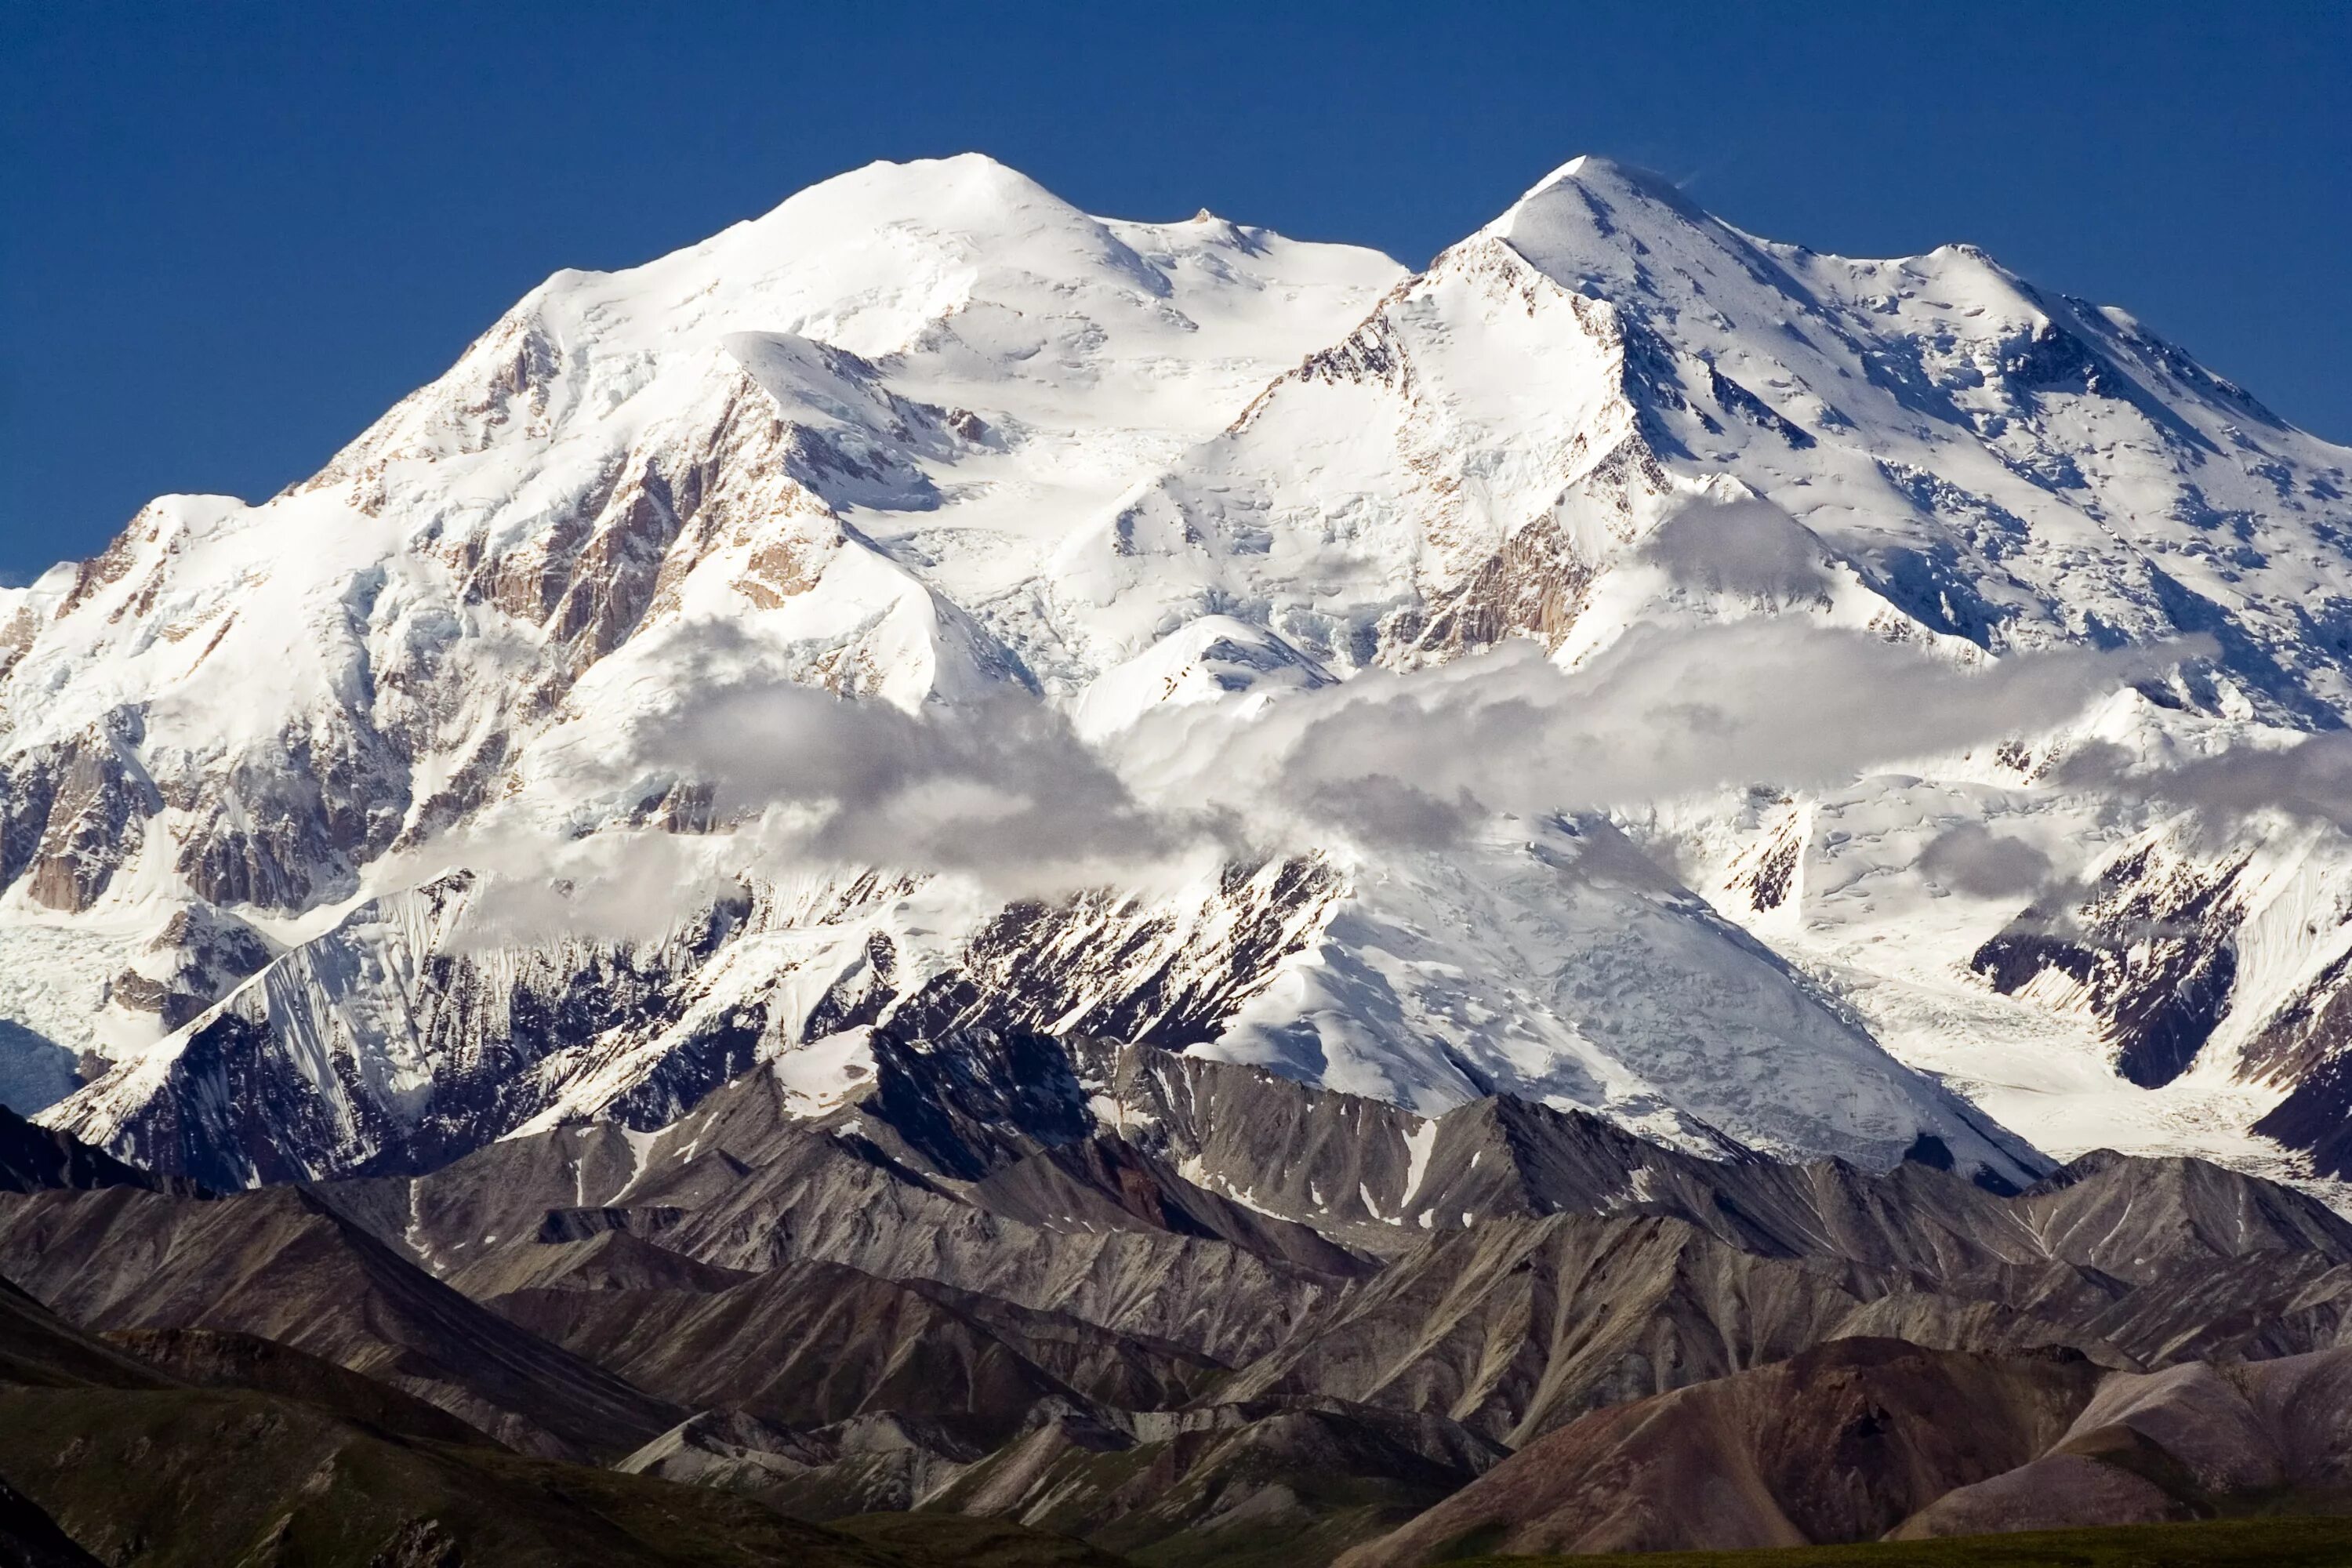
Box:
left=5, top=153, right=2351, bottom=1201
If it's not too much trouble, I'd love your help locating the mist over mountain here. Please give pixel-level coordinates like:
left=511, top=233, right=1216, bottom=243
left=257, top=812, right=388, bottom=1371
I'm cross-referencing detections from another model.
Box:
left=4, top=150, right=2352, bottom=1563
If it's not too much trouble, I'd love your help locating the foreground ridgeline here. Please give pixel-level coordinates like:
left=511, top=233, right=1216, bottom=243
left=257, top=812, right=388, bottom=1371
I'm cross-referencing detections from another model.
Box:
left=2, top=1039, right=2350, bottom=1562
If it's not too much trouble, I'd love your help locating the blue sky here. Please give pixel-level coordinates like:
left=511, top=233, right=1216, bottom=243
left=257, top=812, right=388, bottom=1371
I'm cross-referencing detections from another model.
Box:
left=4, top=1, right=2347, bottom=580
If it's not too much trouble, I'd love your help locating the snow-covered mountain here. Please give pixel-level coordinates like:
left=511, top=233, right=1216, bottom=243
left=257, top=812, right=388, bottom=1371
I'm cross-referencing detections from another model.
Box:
left=5, top=152, right=2350, bottom=1199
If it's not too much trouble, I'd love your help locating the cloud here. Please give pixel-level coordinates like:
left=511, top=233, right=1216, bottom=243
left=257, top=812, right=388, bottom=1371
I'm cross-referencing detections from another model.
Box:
left=1632, top=497, right=1832, bottom=603
left=1917, top=823, right=2056, bottom=898
left=2053, top=733, right=2352, bottom=835
left=1140, top=621, right=2194, bottom=842
left=441, top=626, right=1241, bottom=945
left=442, top=827, right=742, bottom=951
left=644, top=679, right=1189, bottom=877
left=432, top=613, right=2212, bottom=946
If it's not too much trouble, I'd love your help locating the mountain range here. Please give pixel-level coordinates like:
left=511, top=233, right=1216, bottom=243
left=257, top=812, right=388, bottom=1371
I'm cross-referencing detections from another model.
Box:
left=4, top=151, right=2352, bottom=1560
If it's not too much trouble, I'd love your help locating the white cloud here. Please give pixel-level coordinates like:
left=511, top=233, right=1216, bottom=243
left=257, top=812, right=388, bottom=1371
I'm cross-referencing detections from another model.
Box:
left=1133, top=621, right=2195, bottom=849
left=431, top=612, right=2227, bottom=953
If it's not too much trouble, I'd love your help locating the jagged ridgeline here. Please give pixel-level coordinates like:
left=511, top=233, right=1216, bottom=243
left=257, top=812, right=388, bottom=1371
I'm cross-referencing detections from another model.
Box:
left=3, top=1036, right=2352, bottom=1563
left=5, top=151, right=2352, bottom=1561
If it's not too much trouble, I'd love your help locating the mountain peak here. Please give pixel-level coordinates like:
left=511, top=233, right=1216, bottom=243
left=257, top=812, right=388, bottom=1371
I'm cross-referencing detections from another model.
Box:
left=753, top=150, right=1077, bottom=233
left=1527, top=151, right=1641, bottom=186
left=1511, top=154, right=1700, bottom=216
left=11, top=140, right=2352, bottom=1233
left=1475, top=154, right=1728, bottom=294
left=844, top=148, right=1032, bottom=186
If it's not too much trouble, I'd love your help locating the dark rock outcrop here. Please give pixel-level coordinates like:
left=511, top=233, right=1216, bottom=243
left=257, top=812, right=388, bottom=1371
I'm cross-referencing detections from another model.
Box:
left=0, top=1107, right=153, bottom=1196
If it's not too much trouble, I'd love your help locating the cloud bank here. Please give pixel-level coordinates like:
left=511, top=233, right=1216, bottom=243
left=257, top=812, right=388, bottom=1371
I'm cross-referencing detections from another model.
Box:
left=438, top=613, right=2217, bottom=946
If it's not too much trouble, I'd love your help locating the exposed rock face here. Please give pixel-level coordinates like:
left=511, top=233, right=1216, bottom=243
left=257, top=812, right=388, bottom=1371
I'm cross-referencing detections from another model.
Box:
left=924, top=1398, right=1508, bottom=1565
left=967, top=1133, right=1371, bottom=1276
left=1214, top=1212, right=1886, bottom=1445
left=5, top=721, right=158, bottom=915
left=2263, top=1060, right=2352, bottom=1182
left=616, top=1408, right=989, bottom=1520
left=102, top=904, right=272, bottom=1034
left=1341, top=1340, right=2352, bottom=1565
left=0, top=1106, right=153, bottom=1196
left=1896, top=1450, right=2190, bottom=1537
left=0, top=1195, right=1001, bottom=1567
left=325, top=1034, right=2352, bottom=1476
left=1973, top=837, right=2250, bottom=1089
left=13, top=148, right=2352, bottom=1566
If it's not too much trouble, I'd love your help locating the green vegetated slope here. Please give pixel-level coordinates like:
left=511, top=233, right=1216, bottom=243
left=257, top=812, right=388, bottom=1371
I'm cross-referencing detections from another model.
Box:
left=1447, top=1514, right=2352, bottom=1568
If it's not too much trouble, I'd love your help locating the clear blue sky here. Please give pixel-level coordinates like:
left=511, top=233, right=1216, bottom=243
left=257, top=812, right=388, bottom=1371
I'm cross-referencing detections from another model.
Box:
left=4, top=1, right=2347, bottom=581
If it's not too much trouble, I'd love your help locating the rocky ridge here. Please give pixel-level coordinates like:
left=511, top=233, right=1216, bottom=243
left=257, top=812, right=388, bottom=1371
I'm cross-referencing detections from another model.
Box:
left=4, top=1032, right=2350, bottom=1561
